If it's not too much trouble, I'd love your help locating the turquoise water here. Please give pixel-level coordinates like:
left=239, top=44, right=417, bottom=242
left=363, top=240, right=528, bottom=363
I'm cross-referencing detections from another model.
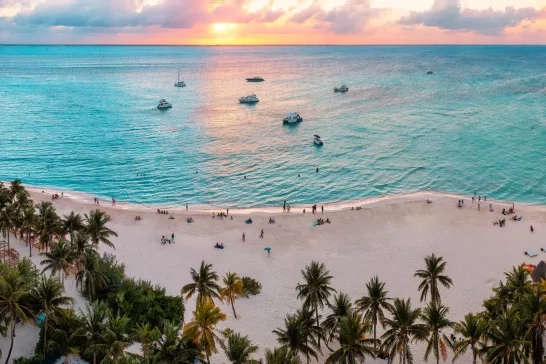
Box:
left=1, top=45, right=546, bottom=207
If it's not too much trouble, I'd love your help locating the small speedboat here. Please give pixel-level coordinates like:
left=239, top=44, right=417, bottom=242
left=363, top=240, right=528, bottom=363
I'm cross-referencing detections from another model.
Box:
left=174, top=69, right=186, bottom=87
left=334, top=85, right=349, bottom=93
left=157, top=99, right=172, bottom=109
left=239, top=94, right=259, bottom=104
left=313, top=135, right=323, bottom=146
left=283, top=113, right=303, bottom=124
left=246, top=76, right=264, bottom=82
left=426, top=71, right=433, bottom=75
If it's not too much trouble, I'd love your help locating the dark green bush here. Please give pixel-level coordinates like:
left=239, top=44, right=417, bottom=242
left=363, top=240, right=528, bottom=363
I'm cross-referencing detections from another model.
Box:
left=242, top=276, right=262, bottom=297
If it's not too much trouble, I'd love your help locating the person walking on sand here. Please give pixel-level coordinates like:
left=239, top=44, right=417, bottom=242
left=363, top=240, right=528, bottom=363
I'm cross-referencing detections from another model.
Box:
left=531, top=225, right=534, bottom=233
left=227, top=208, right=229, bottom=216
left=186, top=204, right=188, bottom=211
left=321, top=205, right=324, bottom=214
left=288, top=205, right=291, bottom=212
left=172, top=233, right=175, bottom=243
left=267, top=249, right=270, bottom=257
left=283, top=199, right=286, bottom=212
left=260, top=229, right=264, bottom=239
left=242, top=232, right=245, bottom=242
left=478, top=203, right=480, bottom=211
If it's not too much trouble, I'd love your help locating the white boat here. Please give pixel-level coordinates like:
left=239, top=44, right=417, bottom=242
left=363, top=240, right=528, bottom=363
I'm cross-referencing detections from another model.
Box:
left=239, top=94, right=259, bottom=104
left=246, top=76, right=264, bottom=82
left=283, top=112, right=303, bottom=124
left=334, top=85, right=349, bottom=93
left=174, top=69, right=186, bottom=87
left=157, top=99, right=172, bottom=109
left=313, top=135, right=323, bottom=146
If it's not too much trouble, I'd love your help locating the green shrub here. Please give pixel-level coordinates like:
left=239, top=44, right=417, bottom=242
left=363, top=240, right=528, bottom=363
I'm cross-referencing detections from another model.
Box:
left=241, top=276, right=262, bottom=297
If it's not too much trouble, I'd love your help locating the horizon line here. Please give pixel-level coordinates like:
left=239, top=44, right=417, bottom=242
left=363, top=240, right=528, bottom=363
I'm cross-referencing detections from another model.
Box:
left=2, top=43, right=546, bottom=47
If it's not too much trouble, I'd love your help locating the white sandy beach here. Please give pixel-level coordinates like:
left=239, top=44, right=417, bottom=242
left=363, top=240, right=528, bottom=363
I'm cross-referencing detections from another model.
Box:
left=2, top=188, right=546, bottom=363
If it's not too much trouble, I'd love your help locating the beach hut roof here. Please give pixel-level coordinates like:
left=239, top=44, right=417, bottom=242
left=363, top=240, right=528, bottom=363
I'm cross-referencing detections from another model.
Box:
left=531, top=261, right=546, bottom=282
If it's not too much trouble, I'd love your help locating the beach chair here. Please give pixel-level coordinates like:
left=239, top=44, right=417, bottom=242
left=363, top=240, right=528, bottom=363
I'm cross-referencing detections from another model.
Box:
left=525, top=250, right=538, bottom=257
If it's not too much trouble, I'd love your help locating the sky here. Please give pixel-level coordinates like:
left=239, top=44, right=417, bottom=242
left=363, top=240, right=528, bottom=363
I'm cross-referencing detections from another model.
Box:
left=0, top=0, right=546, bottom=44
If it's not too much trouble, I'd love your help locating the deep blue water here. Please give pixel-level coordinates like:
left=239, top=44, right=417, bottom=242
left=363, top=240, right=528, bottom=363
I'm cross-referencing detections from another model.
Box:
left=1, top=45, right=546, bottom=207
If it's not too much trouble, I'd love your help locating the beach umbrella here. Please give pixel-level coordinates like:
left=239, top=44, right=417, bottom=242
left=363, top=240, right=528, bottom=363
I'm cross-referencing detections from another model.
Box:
left=264, top=247, right=271, bottom=251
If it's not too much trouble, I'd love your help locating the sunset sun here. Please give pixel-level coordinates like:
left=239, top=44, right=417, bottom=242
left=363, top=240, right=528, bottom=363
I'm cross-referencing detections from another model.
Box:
left=212, top=23, right=235, bottom=32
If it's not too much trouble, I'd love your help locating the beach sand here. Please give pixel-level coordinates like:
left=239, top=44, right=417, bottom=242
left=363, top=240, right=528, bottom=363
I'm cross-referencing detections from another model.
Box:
left=2, top=188, right=546, bottom=363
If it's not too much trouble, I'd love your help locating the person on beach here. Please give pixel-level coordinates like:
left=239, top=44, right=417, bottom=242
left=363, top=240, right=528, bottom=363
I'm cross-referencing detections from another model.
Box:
left=112, top=197, right=116, bottom=205
left=472, top=196, right=474, bottom=203
left=227, top=208, right=229, bottom=216
left=484, top=196, right=487, bottom=202
left=287, top=205, right=291, bottom=212
left=260, top=229, right=264, bottom=239
left=479, top=196, right=481, bottom=202
left=283, top=200, right=286, bottom=212
left=531, top=225, right=534, bottom=232
left=267, top=249, right=270, bottom=257
left=212, top=212, right=215, bottom=219
left=61, top=192, right=63, bottom=198
left=172, top=233, right=175, bottom=242
left=478, top=203, right=480, bottom=211
left=186, top=204, right=188, bottom=211
left=303, top=209, right=306, bottom=213
left=321, top=205, right=324, bottom=213
left=242, top=232, right=245, bottom=242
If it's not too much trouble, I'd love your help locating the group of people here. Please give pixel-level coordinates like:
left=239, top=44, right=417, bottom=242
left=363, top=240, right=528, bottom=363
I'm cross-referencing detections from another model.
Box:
left=316, top=218, right=331, bottom=225
left=186, top=217, right=194, bottom=223
left=494, top=218, right=507, bottom=227
left=502, top=205, right=516, bottom=215
left=212, top=211, right=230, bottom=219
left=160, top=233, right=175, bottom=245
left=282, top=200, right=291, bottom=212
left=93, top=197, right=100, bottom=205
left=214, top=242, right=225, bottom=249
left=157, top=209, right=169, bottom=214
left=268, top=217, right=276, bottom=224
left=351, top=206, right=363, bottom=210
left=51, top=193, right=61, bottom=200
left=134, top=216, right=142, bottom=221
left=311, top=204, right=324, bottom=214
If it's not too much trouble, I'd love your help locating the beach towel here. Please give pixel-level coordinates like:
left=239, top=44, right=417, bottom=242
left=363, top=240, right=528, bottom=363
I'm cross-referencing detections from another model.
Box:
left=525, top=250, right=538, bottom=257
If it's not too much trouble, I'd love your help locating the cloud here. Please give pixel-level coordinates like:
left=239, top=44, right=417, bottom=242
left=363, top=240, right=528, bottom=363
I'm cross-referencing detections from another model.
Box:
left=290, top=0, right=381, bottom=34
left=399, top=0, right=542, bottom=35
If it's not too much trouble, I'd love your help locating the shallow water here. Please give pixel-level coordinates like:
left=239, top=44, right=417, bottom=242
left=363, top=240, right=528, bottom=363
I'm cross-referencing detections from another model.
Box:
left=1, top=45, right=546, bottom=207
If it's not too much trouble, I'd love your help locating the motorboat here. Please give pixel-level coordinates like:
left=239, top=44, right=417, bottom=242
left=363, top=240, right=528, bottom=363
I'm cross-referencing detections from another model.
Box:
left=246, top=76, right=264, bottom=82
left=313, top=135, right=323, bottom=146
left=283, top=112, right=303, bottom=124
left=334, top=85, right=349, bottom=93
left=157, top=99, right=172, bottom=109
left=174, top=69, right=186, bottom=87
left=426, top=71, right=433, bottom=75
left=239, top=94, right=259, bottom=104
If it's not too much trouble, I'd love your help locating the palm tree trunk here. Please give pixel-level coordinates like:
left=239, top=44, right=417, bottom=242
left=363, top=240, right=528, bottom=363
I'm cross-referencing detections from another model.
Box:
left=43, top=316, right=48, bottom=357
left=315, top=306, right=321, bottom=348
left=93, top=351, right=97, bottom=364
left=28, top=230, right=32, bottom=257
left=231, top=300, right=237, bottom=318
left=5, top=320, right=16, bottom=364
left=206, top=352, right=210, bottom=364
left=373, top=316, right=377, bottom=351
left=7, top=231, right=10, bottom=250
left=402, top=343, right=406, bottom=364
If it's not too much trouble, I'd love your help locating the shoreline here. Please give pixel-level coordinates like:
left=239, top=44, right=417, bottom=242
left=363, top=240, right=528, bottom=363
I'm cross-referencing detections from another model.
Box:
left=14, top=181, right=535, bottom=215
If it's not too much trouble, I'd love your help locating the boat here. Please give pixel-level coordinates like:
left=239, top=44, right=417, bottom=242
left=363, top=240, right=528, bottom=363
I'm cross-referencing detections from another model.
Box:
left=246, top=76, right=264, bottom=82
left=426, top=71, right=433, bottom=75
left=334, top=85, right=349, bottom=92
left=174, top=69, right=186, bottom=87
left=239, top=94, right=259, bottom=104
left=157, top=99, right=172, bottom=109
left=283, top=113, right=303, bottom=124
left=313, top=135, right=323, bottom=146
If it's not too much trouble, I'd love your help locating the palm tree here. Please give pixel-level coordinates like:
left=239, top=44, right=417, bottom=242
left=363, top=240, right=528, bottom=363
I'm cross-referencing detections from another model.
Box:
left=74, top=300, right=111, bottom=364
left=152, top=320, right=199, bottom=364
left=40, top=239, right=74, bottom=283
left=325, top=310, right=377, bottom=363
left=483, top=308, right=529, bottom=364
left=263, top=347, right=302, bottom=364
left=517, top=290, right=546, bottom=364
left=103, top=310, right=133, bottom=364
left=0, top=204, right=16, bottom=250
left=296, top=261, right=336, bottom=347
left=414, top=253, right=453, bottom=303
left=62, top=212, right=84, bottom=244
left=8, top=180, right=24, bottom=202
left=47, top=308, right=84, bottom=360
left=453, top=313, right=487, bottom=364
left=13, top=189, right=32, bottom=213
left=505, top=266, right=532, bottom=304
left=76, top=250, right=107, bottom=297
left=0, top=269, right=33, bottom=364
left=421, top=302, right=452, bottom=364
left=181, top=261, right=221, bottom=304
left=183, top=300, right=227, bottom=364
left=220, top=272, right=244, bottom=318
left=355, top=276, right=393, bottom=351
left=31, top=276, right=74, bottom=357
left=35, top=201, right=62, bottom=252
left=223, top=330, right=259, bottom=363
left=85, top=209, right=118, bottom=249
left=19, top=206, right=37, bottom=257
left=380, top=298, right=428, bottom=364
left=322, top=292, right=352, bottom=346
left=273, top=309, right=319, bottom=364
left=133, top=323, right=160, bottom=362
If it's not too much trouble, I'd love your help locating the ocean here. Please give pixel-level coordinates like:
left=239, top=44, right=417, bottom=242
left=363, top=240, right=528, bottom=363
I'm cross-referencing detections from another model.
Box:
left=1, top=45, right=546, bottom=207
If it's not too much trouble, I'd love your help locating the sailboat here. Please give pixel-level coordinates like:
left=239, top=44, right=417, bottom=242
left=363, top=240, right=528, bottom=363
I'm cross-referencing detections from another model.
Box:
left=174, top=69, right=186, bottom=87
